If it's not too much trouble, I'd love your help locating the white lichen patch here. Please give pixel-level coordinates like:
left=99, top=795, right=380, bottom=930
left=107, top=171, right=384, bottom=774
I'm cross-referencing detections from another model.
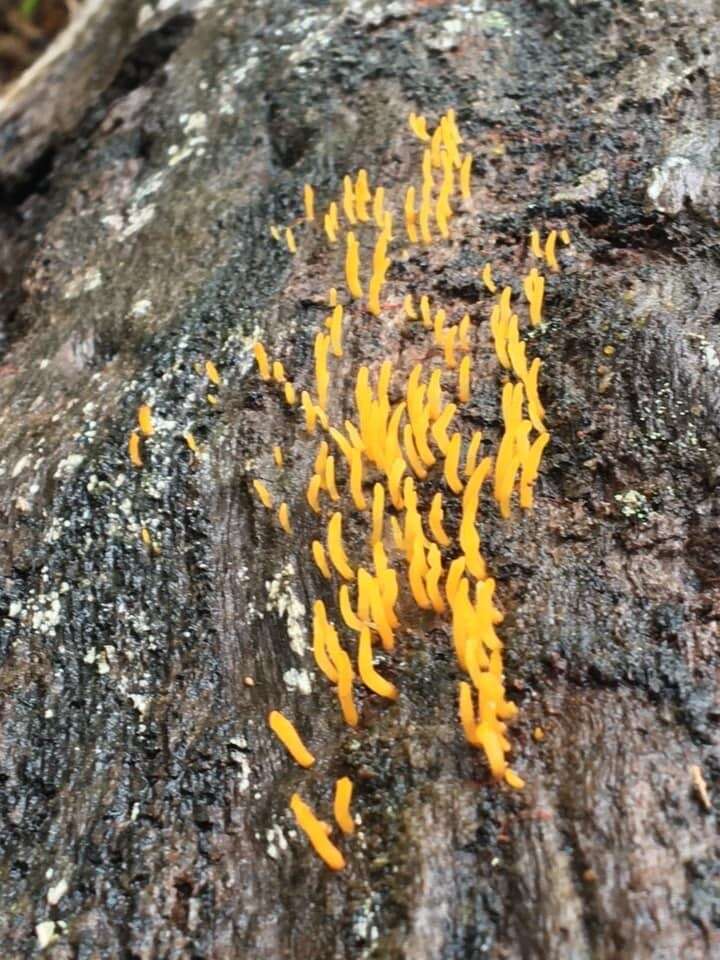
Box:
left=282, top=667, right=312, bottom=695
left=120, top=204, right=156, bottom=240
left=129, top=693, right=150, bottom=717
left=53, top=453, right=85, bottom=480
left=47, top=877, right=69, bottom=906
left=63, top=267, right=102, bottom=300
left=30, top=591, right=62, bottom=635
left=35, top=920, right=58, bottom=949
left=265, top=558, right=307, bottom=656
left=130, top=298, right=153, bottom=318
left=265, top=824, right=288, bottom=861
left=614, top=489, right=649, bottom=520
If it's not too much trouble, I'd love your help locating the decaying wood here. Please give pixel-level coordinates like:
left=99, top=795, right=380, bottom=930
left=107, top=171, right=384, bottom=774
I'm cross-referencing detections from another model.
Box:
left=0, top=1, right=718, bottom=957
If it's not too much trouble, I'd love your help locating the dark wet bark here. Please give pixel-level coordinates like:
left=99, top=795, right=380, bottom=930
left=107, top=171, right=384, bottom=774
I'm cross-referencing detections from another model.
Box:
left=0, top=1, right=718, bottom=958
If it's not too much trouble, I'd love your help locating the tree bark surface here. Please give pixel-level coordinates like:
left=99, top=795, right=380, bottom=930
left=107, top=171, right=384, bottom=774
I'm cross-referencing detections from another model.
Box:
left=0, top=1, right=718, bottom=958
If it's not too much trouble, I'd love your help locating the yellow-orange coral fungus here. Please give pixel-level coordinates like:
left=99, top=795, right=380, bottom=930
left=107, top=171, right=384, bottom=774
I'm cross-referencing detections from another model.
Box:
left=301, top=391, right=317, bottom=434
left=524, top=358, right=546, bottom=434
left=489, top=305, right=510, bottom=370
left=324, top=210, right=337, bottom=244
left=355, top=169, right=371, bottom=222
left=387, top=457, right=406, bottom=510
left=409, top=538, right=432, bottom=610
left=342, top=175, right=356, bottom=225
left=289, top=793, right=345, bottom=870
left=459, top=681, right=482, bottom=746
left=306, top=474, right=322, bottom=513
left=425, top=369, right=441, bottom=421
left=278, top=502, right=291, bottom=534
left=436, top=184, right=450, bottom=238
left=530, top=228, right=543, bottom=258
left=345, top=421, right=365, bottom=452
left=357, top=567, right=373, bottom=622
left=425, top=544, right=445, bottom=614
left=560, top=228, right=571, bottom=245
left=268, top=711, right=315, bottom=768
left=272, top=360, right=286, bottom=384
left=403, top=423, right=428, bottom=480
left=464, top=431, right=483, bottom=477
left=431, top=403, right=456, bottom=456
left=253, top=478, right=273, bottom=509
left=313, top=440, right=329, bottom=478
left=285, top=228, right=297, bottom=254
left=371, top=482, right=385, bottom=545
left=270, top=224, right=281, bottom=242
left=505, top=768, right=525, bottom=790
left=409, top=111, right=430, bottom=142
left=419, top=187, right=432, bottom=244
left=368, top=576, right=395, bottom=651
left=545, top=229, right=559, bottom=271
left=494, top=433, right=521, bottom=520
left=403, top=293, right=417, bottom=319
left=338, top=584, right=363, bottom=633
left=303, top=183, right=315, bottom=222
left=329, top=304, right=344, bottom=357
left=325, top=455, right=340, bottom=502
left=137, top=404, right=154, bottom=438
left=358, top=626, right=398, bottom=700
left=207, top=394, right=219, bottom=406
left=443, top=325, right=458, bottom=369
left=312, top=600, right=338, bottom=681
left=373, top=540, right=388, bottom=578
left=328, top=428, right=352, bottom=465
left=128, top=431, right=143, bottom=468
left=334, top=777, right=354, bottom=834
left=284, top=382, right=297, bottom=406
left=373, top=186, right=385, bottom=228
left=458, top=354, right=471, bottom=404
left=482, top=262, right=496, bottom=294
left=519, top=432, right=550, bottom=509
left=345, top=231, right=362, bottom=298
left=349, top=448, right=367, bottom=510
left=253, top=342, right=271, bottom=380
left=445, top=556, right=466, bottom=608
left=460, top=153, right=472, bottom=199
left=523, top=268, right=545, bottom=327
left=444, top=433, right=464, bottom=494
left=328, top=287, right=337, bottom=307
left=418, top=296, right=431, bottom=329
left=312, top=540, right=332, bottom=580
left=404, top=186, right=418, bottom=243
left=328, top=512, right=354, bottom=580
left=428, top=492, right=451, bottom=548
left=389, top=515, right=404, bottom=552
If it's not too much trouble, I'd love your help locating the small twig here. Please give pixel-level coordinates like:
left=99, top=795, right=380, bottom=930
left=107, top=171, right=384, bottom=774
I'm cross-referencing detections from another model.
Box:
left=689, top=764, right=711, bottom=812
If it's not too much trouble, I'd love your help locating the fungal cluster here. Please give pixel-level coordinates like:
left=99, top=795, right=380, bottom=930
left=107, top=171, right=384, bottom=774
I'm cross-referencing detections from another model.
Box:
left=129, top=108, right=570, bottom=871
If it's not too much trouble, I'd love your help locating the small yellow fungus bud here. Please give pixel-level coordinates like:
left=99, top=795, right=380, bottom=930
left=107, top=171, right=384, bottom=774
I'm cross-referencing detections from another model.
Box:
left=428, top=492, right=451, bottom=548
left=253, top=478, right=273, bottom=509
left=312, top=540, right=332, bottom=579
left=403, top=293, right=417, bottom=319
left=408, top=111, right=430, bottom=142
left=530, top=228, right=543, bottom=258
left=289, top=793, right=345, bottom=871
left=328, top=287, right=337, bottom=307
left=278, top=502, right=291, bottom=534
left=339, top=584, right=363, bottom=632
left=349, top=448, right=366, bottom=510
left=523, top=268, right=545, bottom=327
left=465, top=430, right=483, bottom=477
left=373, top=186, right=385, bottom=228
left=342, top=175, right=356, bottom=224
left=306, top=474, right=322, bottom=513
left=459, top=153, right=472, bottom=199
left=519, top=432, right=550, bottom=509
left=545, top=229, right=559, bottom=272
left=270, top=225, right=281, bottom=242
left=301, top=391, right=317, bottom=434
left=268, top=711, right=315, bottom=768
left=328, top=512, right=354, bottom=580
left=184, top=432, right=198, bottom=454
left=272, top=360, right=286, bottom=384
left=482, top=263, right=496, bottom=294
left=284, top=382, right=297, bottom=406
left=418, top=295, right=431, bottom=329
left=358, top=626, right=397, bottom=700
left=444, top=433, right=464, bottom=494
left=141, top=526, right=151, bottom=547
left=458, top=354, right=471, bottom=403
left=325, top=455, right=340, bottom=502
left=303, top=183, right=315, bottom=222
left=128, top=431, right=143, bottom=468
left=207, top=394, right=218, bottom=406
left=205, top=359, right=221, bottom=385
left=345, top=231, right=362, bottom=299
left=324, top=211, right=337, bottom=244
left=533, top=726, right=545, bottom=742
left=329, top=304, right=343, bottom=358
left=505, top=769, right=525, bottom=790
left=560, top=228, right=571, bottom=245
left=137, top=404, right=154, bottom=437
left=355, top=169, right=371, bottom=222
left=334, top=777, right=354, bottom=835
left=273, top=445, right=284, bottom=467
left=371, top=482, right=385, bottom=545
left=404, top=185, right=418, bottom=243
left=285, top=227, right=297, bottom=254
